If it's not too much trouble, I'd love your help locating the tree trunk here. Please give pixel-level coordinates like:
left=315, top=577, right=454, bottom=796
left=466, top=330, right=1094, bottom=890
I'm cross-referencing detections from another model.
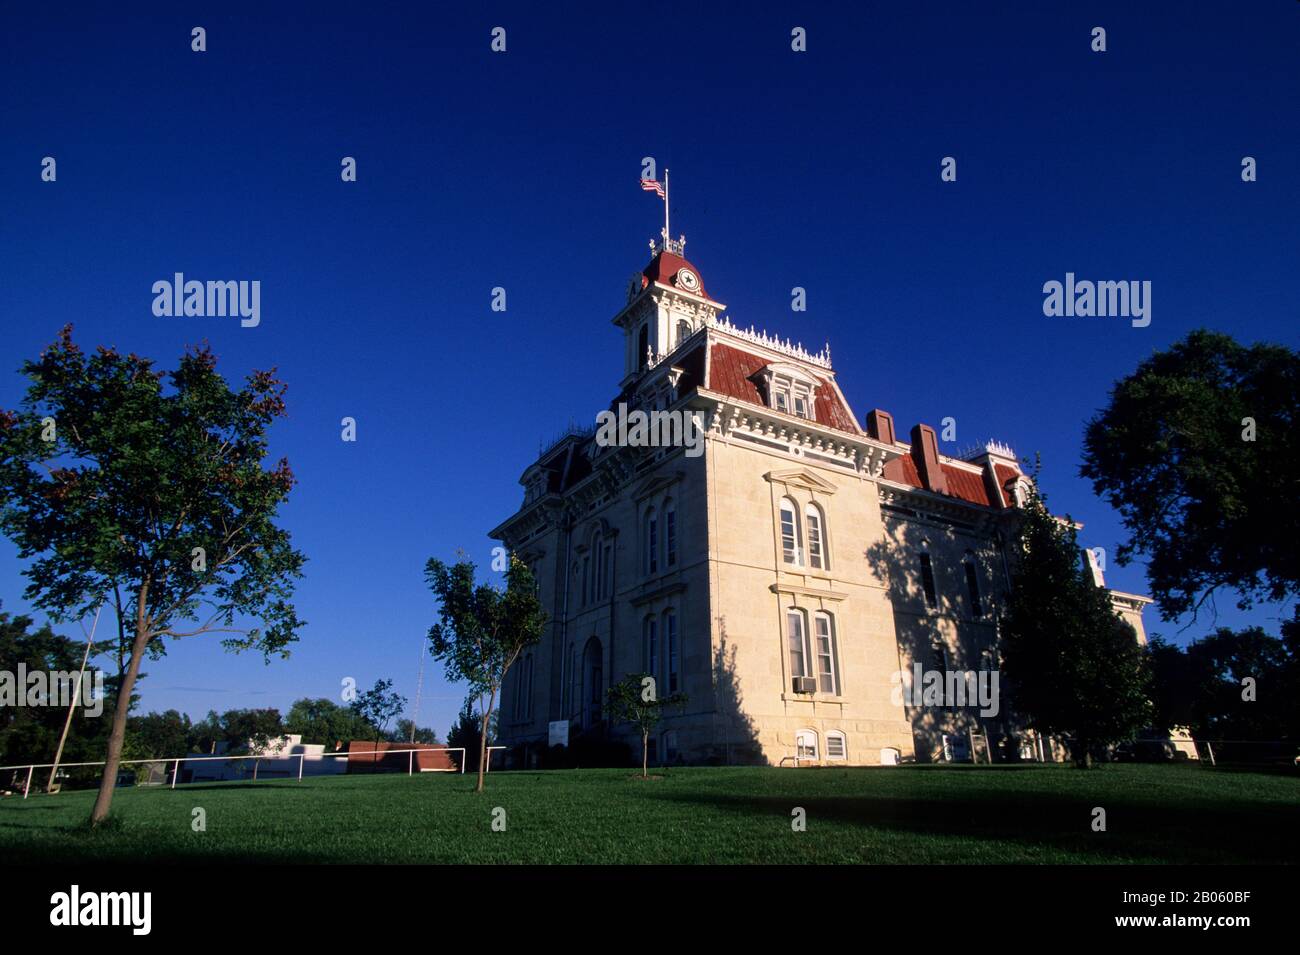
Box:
left=642, top=730, right=649, bottom=778
left=475, top=690, right=495, bottom=793
left=90, top=597, right=151, bottom=826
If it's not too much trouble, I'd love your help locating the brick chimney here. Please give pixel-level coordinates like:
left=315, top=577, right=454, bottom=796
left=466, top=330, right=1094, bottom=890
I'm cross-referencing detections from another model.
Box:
left=865, top=409, right=896, bottom=445
left=910, top=423, right=949, bottom=494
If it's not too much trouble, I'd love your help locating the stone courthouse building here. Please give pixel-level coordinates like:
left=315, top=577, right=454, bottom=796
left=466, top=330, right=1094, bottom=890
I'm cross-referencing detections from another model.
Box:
left=491, top=236, right=1150, bottom=767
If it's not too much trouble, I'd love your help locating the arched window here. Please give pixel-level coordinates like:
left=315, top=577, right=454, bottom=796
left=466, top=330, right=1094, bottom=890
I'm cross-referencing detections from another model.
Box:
left=805, top=503, right=826, bottom=570
left=919, top=552, right=937, bottom=608
left=664, top=498, right=677, bottom=568
left=826, top=730, right=847, bottom=760
left=963, top=550, right=983, bottom=616
left=676, top=318, right=690, bottom=345
left=644, top=507, right=658, bottom=575
left=643, top=616, right=658, bottom=681
left=795, top=729, right=819, bottom=761
left=813, top=612, right=840, bottom=695
left=779, top=498, right=802, bottom=566
left=663, top=609, right=680, bottom=694
left=637, top=324, right=649, bottom=369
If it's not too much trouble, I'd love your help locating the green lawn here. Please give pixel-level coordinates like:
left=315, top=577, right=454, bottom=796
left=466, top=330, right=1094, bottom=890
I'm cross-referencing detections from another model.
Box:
left=1, top=763, right=1294, bottom=864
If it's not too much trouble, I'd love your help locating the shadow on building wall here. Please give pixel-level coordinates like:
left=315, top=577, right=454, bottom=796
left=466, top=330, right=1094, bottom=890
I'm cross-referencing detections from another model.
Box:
left=863, top=518, right=1023, bottom=763
left=708, top=618, right=764, bottom=765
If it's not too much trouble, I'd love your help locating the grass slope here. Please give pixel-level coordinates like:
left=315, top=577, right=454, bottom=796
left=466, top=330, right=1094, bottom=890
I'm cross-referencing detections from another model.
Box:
left=1, top=764, right=1295, bottom=864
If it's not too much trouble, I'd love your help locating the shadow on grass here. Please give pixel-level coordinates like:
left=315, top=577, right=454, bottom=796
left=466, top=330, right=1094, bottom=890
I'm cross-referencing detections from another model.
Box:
left=642, top=780, right=1298, bottom=864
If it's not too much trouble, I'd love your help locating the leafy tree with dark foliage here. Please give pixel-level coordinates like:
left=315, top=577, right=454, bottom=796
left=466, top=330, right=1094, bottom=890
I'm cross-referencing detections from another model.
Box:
left=0, top=607, right=114, bottom=776
left=392, top=718, right=440, bottom=744
left=1148, top=620, right=1299, bottom=743
left=1082, top=330, right=1299, bottom=621
left=286, top=697, right=376, bottom=751
left=0, top=328, right=306, bottom=824
left=218, top=708, right=289, bottom=754
left=999, top=490, right=1151, bottom=767
left=190, top=710, right=225, bottom=755
left=126, top=709, right=193, bottom=759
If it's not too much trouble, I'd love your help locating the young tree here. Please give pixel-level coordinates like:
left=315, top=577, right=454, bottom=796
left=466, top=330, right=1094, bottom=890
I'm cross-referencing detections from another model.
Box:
left=0, top=328, right=306, bottom=824
left=1082, top=330, right=1300, bottom=621
left=425, top=555, right=545, bottom=792
left=999, top=490, right=1152, bottom=767
left=350, top=678, right=406, bottom=763
left=605, top=673, right=687, bottom=778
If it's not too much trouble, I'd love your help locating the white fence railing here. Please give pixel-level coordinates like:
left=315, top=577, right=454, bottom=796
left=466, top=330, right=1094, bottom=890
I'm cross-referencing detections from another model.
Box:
left=0, top=746, right=484, bottom=799
left=5, top=743, right=522, bottom=795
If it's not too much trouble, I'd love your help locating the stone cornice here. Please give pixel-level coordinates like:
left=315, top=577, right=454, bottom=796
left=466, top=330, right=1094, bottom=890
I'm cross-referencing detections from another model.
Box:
left=877, top=480, right=1004, bottom=528
left=1108, top=589, right=1154, bottom=611
left=697, top=389, right=897, bottom=476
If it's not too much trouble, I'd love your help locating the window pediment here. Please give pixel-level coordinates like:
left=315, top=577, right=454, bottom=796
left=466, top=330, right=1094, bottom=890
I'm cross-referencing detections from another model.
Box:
left=632, top=470, right=684, bottom=503
left=765, top=468, right=838, bottom=495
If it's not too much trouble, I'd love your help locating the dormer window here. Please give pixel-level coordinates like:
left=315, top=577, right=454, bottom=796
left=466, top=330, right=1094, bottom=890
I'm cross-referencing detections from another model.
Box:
left=1010, top=476, right=1033, bottom=508
left=770, top=375, right=812, bottom=418
left=755, top=363, right=817, bottom=420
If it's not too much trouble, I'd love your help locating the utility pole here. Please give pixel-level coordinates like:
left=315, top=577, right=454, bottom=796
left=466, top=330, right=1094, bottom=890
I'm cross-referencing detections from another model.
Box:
left=48, top=604, right=102, bottom=793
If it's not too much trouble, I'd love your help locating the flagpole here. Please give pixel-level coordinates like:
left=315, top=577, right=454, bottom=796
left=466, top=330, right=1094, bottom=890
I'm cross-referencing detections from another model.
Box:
left=664, top=169, right=670, bottom=250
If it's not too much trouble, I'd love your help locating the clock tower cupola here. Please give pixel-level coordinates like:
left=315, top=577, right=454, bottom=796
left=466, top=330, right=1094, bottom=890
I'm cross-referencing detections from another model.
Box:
left=613, top=235, right=725, bottom=387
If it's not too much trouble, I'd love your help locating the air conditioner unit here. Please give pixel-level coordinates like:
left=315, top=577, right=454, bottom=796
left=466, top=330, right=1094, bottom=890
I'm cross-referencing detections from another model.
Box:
left=792, top=676, right=816, bottom=694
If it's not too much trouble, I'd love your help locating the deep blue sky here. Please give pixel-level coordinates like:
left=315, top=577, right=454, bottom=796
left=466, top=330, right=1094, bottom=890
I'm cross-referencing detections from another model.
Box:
left=2, top=2, right=1297, bottom=737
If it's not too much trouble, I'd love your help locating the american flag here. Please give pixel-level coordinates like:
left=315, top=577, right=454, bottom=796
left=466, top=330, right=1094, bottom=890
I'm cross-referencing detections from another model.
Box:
left=640, top=178, right=665, bottom=198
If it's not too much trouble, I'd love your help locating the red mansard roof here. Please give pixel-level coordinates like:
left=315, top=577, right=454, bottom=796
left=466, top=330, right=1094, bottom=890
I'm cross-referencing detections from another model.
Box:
left=706, top=340, right=1002, bottom=509
left=941, top=465, right=993, bottom=507
left=706, top=342, right=860, bottom=434
left=883, top=456, right=993, bottom=508
left=993, top=462, right=1021, bottom=491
